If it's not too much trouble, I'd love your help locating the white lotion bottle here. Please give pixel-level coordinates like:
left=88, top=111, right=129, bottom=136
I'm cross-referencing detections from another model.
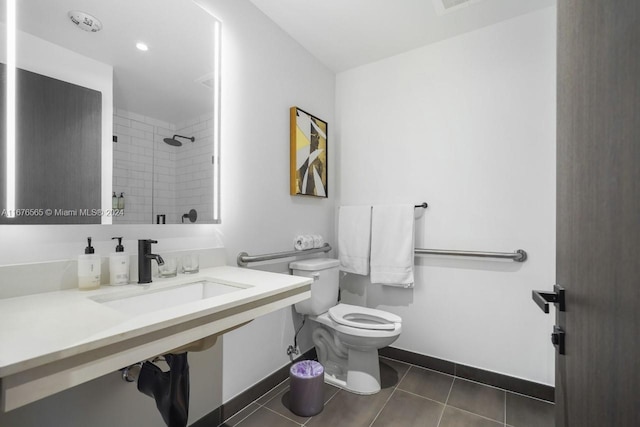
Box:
left=109, top=237, right=130, bottom=286
left=78, top=237, right=101, bottom=290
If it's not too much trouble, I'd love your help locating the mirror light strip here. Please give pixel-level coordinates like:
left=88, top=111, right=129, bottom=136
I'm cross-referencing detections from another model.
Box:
left=212, top=19, right=221, bottom=223
left=5, top=0, right=16, bottom=218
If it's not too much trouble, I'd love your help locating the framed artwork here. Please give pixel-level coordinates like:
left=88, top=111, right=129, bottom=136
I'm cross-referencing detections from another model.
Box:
left=290, top=106, right=328, bottom=197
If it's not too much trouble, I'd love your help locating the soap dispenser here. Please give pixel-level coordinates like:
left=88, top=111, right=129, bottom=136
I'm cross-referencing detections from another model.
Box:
left=109, top=237, right=130, bottom=286
left=78, top=237, right=101, bottom=290
left=112, top=192, right=118, bottom=210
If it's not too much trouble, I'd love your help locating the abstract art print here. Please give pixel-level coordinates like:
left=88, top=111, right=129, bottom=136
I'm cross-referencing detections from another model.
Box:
left=290, top=107, right=328, bottom=197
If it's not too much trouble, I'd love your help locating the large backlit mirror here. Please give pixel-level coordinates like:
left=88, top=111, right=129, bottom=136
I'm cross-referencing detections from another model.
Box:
left=0, top=0, right=221, bottom=224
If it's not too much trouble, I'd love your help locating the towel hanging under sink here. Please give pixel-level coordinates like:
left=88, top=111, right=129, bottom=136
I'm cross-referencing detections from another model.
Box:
left=137, top=353, right=190, bottom=427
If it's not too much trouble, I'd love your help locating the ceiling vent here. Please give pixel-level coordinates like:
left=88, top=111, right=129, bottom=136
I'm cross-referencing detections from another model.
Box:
left=443, top=0, right=471, bottom=8
left=195, top=73, right=215, bottom=90
left=432, top=0, right=482, bottom=16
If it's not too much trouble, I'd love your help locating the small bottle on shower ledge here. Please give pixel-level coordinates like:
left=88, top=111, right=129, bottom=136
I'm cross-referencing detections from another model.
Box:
left=118, top=192, right=125, bottom=210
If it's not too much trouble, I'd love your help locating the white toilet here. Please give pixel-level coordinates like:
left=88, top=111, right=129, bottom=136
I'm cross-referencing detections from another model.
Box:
left=290, top=258, right=402, bottom=395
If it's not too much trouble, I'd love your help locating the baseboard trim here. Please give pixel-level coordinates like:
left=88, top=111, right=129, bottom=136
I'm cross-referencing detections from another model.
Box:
left=190, top=348, right=317, bottom=427
left=379, top=346, right=554, bottom=402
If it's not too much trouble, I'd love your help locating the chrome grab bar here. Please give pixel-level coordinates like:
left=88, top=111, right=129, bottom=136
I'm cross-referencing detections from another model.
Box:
left=415, top=248, right=527, bottom=262
left=237, top=243, right=332, bottom=267
left=237, top=243, right=525, bottom=266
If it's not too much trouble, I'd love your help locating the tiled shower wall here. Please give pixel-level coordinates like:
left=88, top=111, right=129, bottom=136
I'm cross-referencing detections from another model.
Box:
left=175, top=114, right=214, bottom=224
left=112, top=109, right=164, bottom=224
left=112, top=110, right=212, bottom=224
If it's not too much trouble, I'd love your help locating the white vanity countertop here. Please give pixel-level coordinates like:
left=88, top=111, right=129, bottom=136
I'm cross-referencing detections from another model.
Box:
left=0, top=266, right=312, bottom=378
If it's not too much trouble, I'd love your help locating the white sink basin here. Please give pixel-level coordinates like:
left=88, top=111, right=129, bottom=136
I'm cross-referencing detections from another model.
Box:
left=91, top=279, right=250, bottom=316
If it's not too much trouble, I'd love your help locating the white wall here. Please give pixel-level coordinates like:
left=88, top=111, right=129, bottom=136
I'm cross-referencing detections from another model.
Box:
left=335, top=7, right=556, bottom=385
left=197, top=0, right=335, bottom=401
left=0, top=0, right=335, bottom=425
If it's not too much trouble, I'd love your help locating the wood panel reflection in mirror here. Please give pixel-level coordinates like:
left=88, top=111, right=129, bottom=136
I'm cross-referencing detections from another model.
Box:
left=0, top=65, right=102, bottom=224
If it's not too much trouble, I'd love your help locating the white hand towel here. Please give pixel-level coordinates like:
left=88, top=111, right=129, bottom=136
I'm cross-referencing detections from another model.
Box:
left=338, top=206, right=372, bottom=275
left=370, top=205, right=415, bottom=287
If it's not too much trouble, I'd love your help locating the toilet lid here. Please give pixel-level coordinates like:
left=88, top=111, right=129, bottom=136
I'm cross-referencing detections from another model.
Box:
left=328, top=303, right=402, bottom=331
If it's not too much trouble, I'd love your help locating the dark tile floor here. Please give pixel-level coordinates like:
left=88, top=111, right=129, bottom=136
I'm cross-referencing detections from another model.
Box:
left=219, top=357, right=555, bottom=427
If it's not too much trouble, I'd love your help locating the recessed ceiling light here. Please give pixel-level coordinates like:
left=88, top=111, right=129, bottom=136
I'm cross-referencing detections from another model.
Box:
left=136, top=42, right=149, bottom=51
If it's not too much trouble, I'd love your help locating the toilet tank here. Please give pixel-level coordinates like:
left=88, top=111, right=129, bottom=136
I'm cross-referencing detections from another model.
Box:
left=290, top=258, right=340, bottom=315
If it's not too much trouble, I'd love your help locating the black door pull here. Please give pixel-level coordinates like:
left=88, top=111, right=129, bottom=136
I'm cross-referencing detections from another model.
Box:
left=532, top=284, right=565, bottom=313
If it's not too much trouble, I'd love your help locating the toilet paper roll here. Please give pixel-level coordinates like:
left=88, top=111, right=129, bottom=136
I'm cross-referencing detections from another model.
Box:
left=294, top=235, right=314, bottom=251
left=311, top=234, right=324, bottom=248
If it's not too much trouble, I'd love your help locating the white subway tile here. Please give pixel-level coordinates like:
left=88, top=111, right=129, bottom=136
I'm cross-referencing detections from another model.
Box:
left=145, top=116, right=175, bottom=130
left=113, top=116, right=131, bottom=127
left=126, top=111, right=148, bottom=123
left=131, top=120, right=154, bottom=133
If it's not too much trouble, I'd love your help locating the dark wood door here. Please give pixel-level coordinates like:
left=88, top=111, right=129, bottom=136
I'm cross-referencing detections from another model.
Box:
left=556, top=1, right=640, bottom=426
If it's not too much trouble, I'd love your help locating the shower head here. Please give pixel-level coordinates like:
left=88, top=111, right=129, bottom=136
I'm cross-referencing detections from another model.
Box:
left=163, top=134, right=195, bottom=147
left=163, top=137, right=182, bottom=146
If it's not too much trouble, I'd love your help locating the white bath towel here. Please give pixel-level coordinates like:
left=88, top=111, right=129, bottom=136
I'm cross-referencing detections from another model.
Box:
left=370, top=205, right=415, bottom=287
left=338, top=206, right=372, bottom=275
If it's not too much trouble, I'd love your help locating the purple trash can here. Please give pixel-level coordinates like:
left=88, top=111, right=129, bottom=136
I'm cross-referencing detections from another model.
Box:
left=289, top=360, right=324, bottom=417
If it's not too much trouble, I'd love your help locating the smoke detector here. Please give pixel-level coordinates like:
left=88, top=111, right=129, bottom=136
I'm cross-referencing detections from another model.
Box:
left=68, top=10, right=103, bottom=32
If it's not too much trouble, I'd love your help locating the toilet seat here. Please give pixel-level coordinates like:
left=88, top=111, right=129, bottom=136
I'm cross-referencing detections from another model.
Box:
left=328, top=303, right=402, bottom=331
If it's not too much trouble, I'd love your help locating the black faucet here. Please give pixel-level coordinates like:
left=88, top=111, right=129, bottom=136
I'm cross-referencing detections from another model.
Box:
left=138, top=239, right=164, bottom=284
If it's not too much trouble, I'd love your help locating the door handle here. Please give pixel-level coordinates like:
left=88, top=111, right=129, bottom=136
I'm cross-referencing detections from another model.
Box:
left=532, top=284, right=565, bottom=313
